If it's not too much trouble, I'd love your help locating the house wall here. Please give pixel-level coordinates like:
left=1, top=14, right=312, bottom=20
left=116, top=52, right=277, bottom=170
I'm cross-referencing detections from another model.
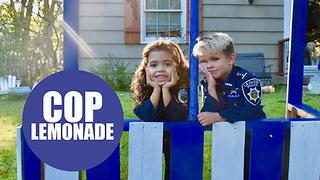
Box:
left=201, top=0, right=283, bottom=80
left=79, top=0, right=144, bottom=73
left=78, top=0, right=283, bottom=83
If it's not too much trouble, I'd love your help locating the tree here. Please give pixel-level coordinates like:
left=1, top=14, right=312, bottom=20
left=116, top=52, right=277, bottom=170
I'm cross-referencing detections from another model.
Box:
left=0, top=0, right=63, bottom=86
left=306, top=0, right=320, bottom=44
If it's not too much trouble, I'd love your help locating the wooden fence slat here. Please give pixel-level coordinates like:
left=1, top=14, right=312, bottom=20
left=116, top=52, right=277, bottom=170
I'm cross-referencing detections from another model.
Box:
left=44, top=164, right=79, bottom=180
left=129, top=122, right=163, bottom=180
left=211, top=121, right=245, bottom=180
left=86, top=145, right=120, bottom=180
left=7, top=75, right=12, bottom=87
left=0, top=77, right=7, bottom=90
left=170, top=122, right=204, bottom=180
left=16, top=126, right=23, bottom=180
left=0, top=77, right=3, bottom=90
left=288, top=121, right=320, bottom=180
left=249, top=121, right=287, bottom=180
left=128, top=123, right=143, bottom=179
left=22, top=130, right=42, bottom=180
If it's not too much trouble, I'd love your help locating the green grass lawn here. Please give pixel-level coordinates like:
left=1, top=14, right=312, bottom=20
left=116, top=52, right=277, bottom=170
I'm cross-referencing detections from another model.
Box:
left=0, top=85, right=320, bottom=179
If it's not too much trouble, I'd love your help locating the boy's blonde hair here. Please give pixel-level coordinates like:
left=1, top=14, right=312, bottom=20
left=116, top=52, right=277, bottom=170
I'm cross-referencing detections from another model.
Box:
left=193, top=32, right=234, bottom=57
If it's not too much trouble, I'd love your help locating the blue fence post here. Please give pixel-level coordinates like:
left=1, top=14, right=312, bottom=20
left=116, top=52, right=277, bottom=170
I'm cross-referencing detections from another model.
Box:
left=169, top=122, right=204, bottom=179
left=246, top=121, right=290, bottom=180
left=63, top=0, right=79, bottom=70
left=286, top=0, right=308, bottom=105
left=86, top=145, right=120, bottom=180
left=22, top=133, right=42, bottom=180
left=188, top=0, right=199, bottom=121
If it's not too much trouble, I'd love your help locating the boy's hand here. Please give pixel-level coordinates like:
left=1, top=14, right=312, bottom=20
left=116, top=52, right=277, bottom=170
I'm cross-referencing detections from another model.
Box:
left=197, top=112, right=226, bottom=126
left=163, top=68, right=179, bottom=89
left=199, top=65, right=218, bottom=100
left=199, top=65, right=216, bottom=88
left=146, top=69, right=160, bottom=88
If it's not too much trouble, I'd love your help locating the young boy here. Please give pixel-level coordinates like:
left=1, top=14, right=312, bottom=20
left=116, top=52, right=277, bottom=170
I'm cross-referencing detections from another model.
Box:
left=193, top=32, right=266, bottom=126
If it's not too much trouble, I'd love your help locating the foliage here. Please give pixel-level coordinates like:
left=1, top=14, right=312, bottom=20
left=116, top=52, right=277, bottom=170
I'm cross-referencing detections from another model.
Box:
left=307, top=0, right=320, bottom=44
left=90, top=55, right=132, bottom=91
left=0, top=0, right=63, bottom=86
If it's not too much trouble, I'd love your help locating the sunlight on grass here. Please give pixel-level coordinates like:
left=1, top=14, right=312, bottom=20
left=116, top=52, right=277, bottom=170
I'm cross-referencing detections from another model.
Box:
left=0, top=117, right=17, bottom=151
left=0, top=95, right=26, bottom=179
left=0, top=117, right=18, bottom=179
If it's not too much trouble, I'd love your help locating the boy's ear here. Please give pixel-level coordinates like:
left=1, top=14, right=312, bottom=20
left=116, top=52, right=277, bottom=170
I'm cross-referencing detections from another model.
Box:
left=228, top=53, right=236, bottom=65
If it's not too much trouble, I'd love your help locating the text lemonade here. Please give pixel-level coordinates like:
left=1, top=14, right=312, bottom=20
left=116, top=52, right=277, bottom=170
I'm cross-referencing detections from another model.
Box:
left=31, top=91, right=114, bottom=141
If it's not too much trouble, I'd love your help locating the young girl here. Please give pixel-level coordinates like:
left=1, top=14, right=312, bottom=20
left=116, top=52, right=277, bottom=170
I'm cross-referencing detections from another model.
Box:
left=131, top=39, right=189, bottom=179
left=131, top=39, right=189, bottom=122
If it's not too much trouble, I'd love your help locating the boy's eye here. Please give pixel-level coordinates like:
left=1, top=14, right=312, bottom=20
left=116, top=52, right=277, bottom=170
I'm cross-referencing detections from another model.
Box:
left=211, top=58, right=219, bottom=61
left=165, top=63, right=172, bottom=67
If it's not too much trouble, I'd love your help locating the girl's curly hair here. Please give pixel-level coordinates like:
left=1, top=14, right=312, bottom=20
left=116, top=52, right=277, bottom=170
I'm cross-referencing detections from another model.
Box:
left=131, top=39, right=189, bottom=106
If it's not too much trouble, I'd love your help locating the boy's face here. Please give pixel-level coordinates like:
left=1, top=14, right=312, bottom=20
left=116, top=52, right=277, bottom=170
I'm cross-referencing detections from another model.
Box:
left=198, top=51, right=235, bottom=81
left=147, top=50, right=177, bottom=86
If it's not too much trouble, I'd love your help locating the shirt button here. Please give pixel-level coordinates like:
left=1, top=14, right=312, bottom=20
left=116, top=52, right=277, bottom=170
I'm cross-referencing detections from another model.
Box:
left=222, top=92, right=226, bottom=95
left=234, top=103, right=237, bottom=106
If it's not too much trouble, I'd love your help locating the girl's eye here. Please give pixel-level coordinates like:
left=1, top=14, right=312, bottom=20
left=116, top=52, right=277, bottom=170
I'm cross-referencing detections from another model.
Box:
left=199, top=60, right=207, bottom=64
left=212, top=58, right=219, bottom=61
left=165, top=63, right=172, bottom=67
left=149, top=64, right=156, bottom=67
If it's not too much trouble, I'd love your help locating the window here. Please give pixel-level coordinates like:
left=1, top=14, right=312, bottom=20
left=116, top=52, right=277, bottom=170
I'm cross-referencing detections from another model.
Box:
left=140, top=0, right=187, bottom=43
left=124, top=0, right=202, bottom=44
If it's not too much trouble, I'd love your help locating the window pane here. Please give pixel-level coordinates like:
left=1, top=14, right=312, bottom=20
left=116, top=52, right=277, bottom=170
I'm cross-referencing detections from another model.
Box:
left=159, top=25, right=169, bottom=37
left=146, top=0, right=157, bottom=9
left=146, top=12, right=157, bottom=24
left=159, top=13, right=169, bottom=24
left=158, top=0, right=169, bottom=9
left=170, top=0, right=181, bottom=9
left=170, top=25, right=181, bottom=37
left=170, top=13, right=181, bottom=24
left=146, top=25, right=157, bottom=37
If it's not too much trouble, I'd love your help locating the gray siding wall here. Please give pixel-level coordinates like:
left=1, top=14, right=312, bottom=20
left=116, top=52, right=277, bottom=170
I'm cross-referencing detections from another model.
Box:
left=202, top=0, right=283, bottom=77
left=79, top=0, right=144, bottom=72
left=79, top=0, right=283, bottom=81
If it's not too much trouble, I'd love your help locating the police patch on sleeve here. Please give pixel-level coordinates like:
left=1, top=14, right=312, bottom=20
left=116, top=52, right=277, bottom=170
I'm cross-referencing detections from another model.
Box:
left=241, top=78, right=262, bottom=106
left=178, top=88, right=188, bottom=104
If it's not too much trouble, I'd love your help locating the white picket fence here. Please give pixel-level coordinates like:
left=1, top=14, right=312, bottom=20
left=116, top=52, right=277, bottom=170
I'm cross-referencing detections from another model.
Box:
left=0, top=75, right=21, bottom=94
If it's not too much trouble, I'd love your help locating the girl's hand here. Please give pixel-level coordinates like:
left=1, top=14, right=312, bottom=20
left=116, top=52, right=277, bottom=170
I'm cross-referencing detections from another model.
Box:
left=199, top=65, right=216, bottom=88
left=146, top=69, right=159, bottom=88
left=163, top=68, right=179, bottom=89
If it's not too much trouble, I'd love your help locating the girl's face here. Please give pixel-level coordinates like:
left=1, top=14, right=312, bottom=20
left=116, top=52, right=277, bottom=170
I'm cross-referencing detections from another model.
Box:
left=147, top=50, right=177, bottom=86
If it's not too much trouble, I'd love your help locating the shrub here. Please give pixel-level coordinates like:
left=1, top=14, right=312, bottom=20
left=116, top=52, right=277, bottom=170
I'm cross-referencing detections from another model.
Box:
left=90, top=55, right=132, bottom=91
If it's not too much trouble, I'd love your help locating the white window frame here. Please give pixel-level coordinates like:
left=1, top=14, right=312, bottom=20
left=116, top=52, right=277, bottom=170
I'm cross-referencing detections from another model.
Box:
left=140, top=0, right=187, bottom=44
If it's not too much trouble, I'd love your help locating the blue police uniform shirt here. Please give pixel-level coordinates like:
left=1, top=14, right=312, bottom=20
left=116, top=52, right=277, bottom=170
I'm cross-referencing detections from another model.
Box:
left=134, top=84, right=189, bottom=122
left=201, top=66, right=266, bottom=123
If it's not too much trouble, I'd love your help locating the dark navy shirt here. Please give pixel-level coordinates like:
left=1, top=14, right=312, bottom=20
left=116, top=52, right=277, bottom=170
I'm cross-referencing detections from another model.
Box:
left=134, top=85, right=189, bottom=122
left=201, top=66, right=266, bottom=123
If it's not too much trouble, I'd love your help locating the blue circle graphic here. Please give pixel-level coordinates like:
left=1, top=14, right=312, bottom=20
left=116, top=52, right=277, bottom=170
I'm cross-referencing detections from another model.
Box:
left=23, top=70, right=124, bottom=171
